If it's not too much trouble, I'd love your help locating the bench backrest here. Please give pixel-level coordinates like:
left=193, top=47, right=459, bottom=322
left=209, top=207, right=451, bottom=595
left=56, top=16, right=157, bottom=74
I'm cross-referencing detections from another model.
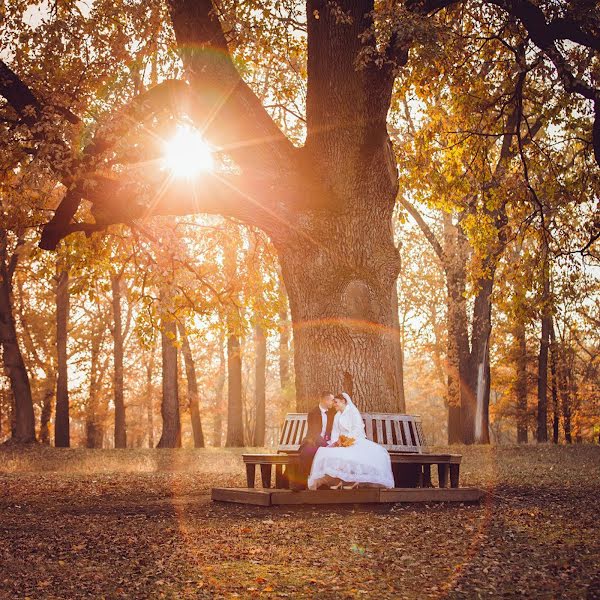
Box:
left=278, top=412, right=427, bottom=454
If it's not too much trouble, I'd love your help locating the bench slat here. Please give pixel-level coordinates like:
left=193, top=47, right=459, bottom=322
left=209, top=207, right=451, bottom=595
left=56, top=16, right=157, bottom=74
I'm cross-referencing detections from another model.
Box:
left=274, top=412, right=430, bottom=455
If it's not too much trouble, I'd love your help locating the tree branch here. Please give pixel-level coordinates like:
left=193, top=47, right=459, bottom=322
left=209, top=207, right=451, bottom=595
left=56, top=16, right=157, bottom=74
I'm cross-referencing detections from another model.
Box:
left=399, top=197, right=446, bottom=265
left=167, top=0, right=297, bottom=177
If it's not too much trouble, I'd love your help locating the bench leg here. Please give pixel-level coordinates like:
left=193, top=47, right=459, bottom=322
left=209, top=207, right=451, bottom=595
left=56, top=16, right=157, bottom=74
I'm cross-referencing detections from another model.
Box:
left=423, top=464, right=432, bottom=488
left=438, top=464, right=449, bottom=488
left=275, top=464, right=285, bottom=489
left=394, top=464, right=420, bottom=488
left=450, top=464, right=460, bottom=488
left=260, top=464, right=272, bottom=488
left=246, top=464, right=256, bottom=488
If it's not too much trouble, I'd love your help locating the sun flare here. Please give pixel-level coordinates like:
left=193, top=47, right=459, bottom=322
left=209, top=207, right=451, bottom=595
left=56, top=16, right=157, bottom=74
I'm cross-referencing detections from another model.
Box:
left=163, top=125, right=214, bottom=178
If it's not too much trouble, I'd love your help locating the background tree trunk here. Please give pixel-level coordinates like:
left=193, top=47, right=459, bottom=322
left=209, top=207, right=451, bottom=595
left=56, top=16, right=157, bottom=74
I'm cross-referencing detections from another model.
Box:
left=54, top=264, right=70, bottom=447
left=39, top=381, right=54, bottom=445
left=225, top=334, right=244, bottom=446
left=86, top=325, right=103, bottom=449
left=253, top=324, right=266, bottom=447
left=537, top=248, right=551, bottom=442
left=178, top=322, right=204, bottom=448
left=444, top=218, right=470, bottom=444
left=515, top=317, right=528, bottom=443
left=466, top=277, right=493, bottom=444
left=111, top=273, right=127, bottom=448
left=0, top=230, right=36, bottom=443
left=145, top=347, right=155, bottom=448
left=549, top=320, right=560, bottom=443
left=212, top=334, right=226, bottom=447
left=157, top=316, right=181, bottom=448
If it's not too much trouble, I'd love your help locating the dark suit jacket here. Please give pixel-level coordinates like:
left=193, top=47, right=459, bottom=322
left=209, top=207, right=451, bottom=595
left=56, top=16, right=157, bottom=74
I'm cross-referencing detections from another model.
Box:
left=303, top=405, right=336, bottom=447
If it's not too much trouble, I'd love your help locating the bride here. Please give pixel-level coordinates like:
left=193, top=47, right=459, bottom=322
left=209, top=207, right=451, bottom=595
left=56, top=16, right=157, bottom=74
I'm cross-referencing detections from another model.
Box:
left=307, top=392, right=395, bottom=490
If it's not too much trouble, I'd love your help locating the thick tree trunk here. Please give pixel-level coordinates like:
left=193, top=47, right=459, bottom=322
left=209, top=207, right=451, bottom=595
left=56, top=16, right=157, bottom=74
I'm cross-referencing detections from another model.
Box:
left=212, top=335, right=226, bottom=447
left=253, top=324, right=266, bottom=447
left=111, top=273, right=127, bottom=448
left=515, top=317, right=528, bottom=443
left=178, top=323, right=204, bottom=448
left=157, top=317, right=181, bottom=448
left=225, top=334, right=244, bottom=446
left=278, top=222, right=402, bottom=411
left=277, top=207, right=403, bottom=411
left=0, top=231, right=36, bottom=443
left=55, top=265, right=70, bottom=447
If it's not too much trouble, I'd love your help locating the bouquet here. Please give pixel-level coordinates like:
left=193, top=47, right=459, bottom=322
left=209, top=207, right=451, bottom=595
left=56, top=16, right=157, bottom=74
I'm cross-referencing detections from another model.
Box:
left=338, top=435, right=355, bottom=447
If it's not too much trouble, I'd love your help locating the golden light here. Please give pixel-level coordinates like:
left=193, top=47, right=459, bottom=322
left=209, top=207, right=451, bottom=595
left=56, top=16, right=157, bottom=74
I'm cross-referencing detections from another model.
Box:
left=163, top=125, right=214, bottom=178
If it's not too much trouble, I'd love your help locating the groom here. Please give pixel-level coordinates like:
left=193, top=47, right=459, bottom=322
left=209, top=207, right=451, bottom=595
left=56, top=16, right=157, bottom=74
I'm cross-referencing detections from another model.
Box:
left=291, top=391, right=336, bottom=491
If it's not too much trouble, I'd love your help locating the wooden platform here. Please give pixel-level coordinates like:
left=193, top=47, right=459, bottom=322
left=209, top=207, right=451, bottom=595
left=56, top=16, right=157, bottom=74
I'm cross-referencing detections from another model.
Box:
left=211, top=487, right=485, bottom=506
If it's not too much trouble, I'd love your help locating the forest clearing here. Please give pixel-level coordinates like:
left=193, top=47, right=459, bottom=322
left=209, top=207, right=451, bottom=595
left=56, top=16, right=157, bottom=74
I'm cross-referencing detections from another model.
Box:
left=1, top=0, right=599, bottom=598
left=1, top=445, right=599, bottom=599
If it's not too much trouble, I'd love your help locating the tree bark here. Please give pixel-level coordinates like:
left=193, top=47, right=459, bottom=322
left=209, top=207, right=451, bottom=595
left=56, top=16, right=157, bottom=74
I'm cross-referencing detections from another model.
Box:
left=466, top=276, right=493, bottom=444
left=391, top=284, right=406, bottom=411
left=278, top=298, right=291, bottom=390
left=253, top=324, right=266, bottom=447
left=211, top=334, right=226, bottom=447
left=556, top=342, right=572, bottom=443
left=86, top=324, right=103, bottom=449
left=111, top=273, right=127, bottom=448
left=178, top=322, right=204, bottom=448
left=39, top=380, right=55, bottom=445
left=443, top=215, right=470, bottom=444
left=549, top=319, right=560, bottom=443
left=536, top=245, right=551, bottom=442
left=225, top=334, right=244, bottom=446
left=515, top=317, right=528, bottom=443
left=145, top=347, right=155, bottom=448
left=157, top=316, right=181, bottom=448
left=55, top=264, right=70, bottom=447
left=0, top=230, right=36, bottom=443
left=277, top=200, right=403, bottom=411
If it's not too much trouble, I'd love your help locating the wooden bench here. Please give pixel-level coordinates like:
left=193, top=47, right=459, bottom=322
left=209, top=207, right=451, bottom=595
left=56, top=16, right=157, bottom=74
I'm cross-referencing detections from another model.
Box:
left=242, top=412, right=462, bottom=489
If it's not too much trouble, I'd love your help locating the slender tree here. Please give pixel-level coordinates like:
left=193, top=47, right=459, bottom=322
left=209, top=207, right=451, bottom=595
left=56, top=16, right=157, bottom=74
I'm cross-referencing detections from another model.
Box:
left=0, top=230, right=35, bottom=443
left=111, top=272, right=127, bottom=448
left=157, top=310, right=181, bottom=448
left=253, top=324, right=266, bottom=447
left=178, top=322, right=205, bottom=448
left=54, top=261, right=70, bottom=447
left=225, top=334, right=244, bottom=447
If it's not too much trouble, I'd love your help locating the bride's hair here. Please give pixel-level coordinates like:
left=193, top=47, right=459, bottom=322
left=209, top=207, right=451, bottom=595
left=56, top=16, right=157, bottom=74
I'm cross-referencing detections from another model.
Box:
left=333, top=393, right=347, bottom=403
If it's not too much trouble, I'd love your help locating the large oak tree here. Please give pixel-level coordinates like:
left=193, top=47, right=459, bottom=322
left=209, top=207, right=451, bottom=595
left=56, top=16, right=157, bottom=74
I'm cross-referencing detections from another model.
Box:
left=1, top=0, right=598, bottom=422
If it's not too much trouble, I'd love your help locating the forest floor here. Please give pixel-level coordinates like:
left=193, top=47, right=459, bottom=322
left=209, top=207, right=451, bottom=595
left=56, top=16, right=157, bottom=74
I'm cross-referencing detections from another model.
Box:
left=0, top=445, right=599, bottom=600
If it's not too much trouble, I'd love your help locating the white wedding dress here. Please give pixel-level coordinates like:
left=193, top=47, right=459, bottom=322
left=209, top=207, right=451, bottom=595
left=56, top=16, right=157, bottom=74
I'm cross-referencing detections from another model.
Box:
left=307, top=399, right=395, bottom=490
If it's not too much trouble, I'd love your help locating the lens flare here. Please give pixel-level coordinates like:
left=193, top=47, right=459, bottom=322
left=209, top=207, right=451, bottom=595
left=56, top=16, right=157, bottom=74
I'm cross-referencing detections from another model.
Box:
left=163, top=125, right=214, bottom=178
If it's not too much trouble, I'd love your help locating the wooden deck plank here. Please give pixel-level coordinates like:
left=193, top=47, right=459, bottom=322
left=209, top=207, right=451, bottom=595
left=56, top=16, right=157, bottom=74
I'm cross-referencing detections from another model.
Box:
left=380, top=487, right=484, bottom=503
left=211, top=487, right=485, bottom=505
left=271, top=489, right=380, bottom=505
left=211, top=488, right=272, bottom=506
